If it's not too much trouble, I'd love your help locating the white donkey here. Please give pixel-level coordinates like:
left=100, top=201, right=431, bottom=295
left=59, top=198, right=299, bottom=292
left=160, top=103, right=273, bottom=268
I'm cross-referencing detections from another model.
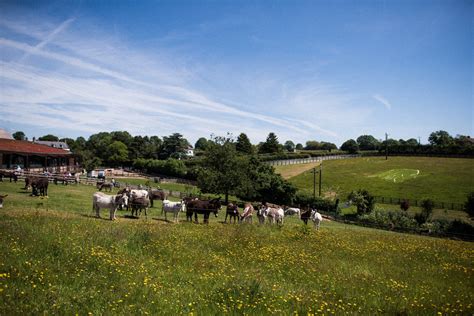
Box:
left=162, top=199, right=185, bottom=222
left=92, top=192, right=128, bottom=220
left=263, top=205, right=285, bottom=225
left=311, top=210, right=323, bottom=230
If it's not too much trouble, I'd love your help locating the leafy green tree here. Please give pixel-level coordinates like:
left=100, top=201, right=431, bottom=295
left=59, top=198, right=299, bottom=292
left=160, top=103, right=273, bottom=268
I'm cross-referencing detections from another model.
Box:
left=38, top=134, right=59, bottom=141
left=295, top=143, right=304, bottom=150
left=107, top=141, right=129, bottom=167
left=415, top=199, right=435, bottom=224
left=356, top=135, right=380, bottom=150
left=83, top=156, right=102, bottom=173
left=110, top=131, right=133, bottom=148
left=160, top=133, right=189, bottom=159
left=348, top=189, right=375, bottom=215
left=87, top=132, right=112, bottom=161
left=428, top=130, right=453, bottom=146
left=305, top=140, right=320, bottom=150
left=406, top=138, right=419, bottom=146
left=464, top=192, right=474, bottom=218
left=284, top=140, right=295, bottom=152
left=12, top=131, right=26, bottom=140
left=259, top=132, right=282, bottom=154
left=340, top=139, right=359, bottom=153
left=320, top=141, right=337, bottom=151
left=237, top=155, right=296, bottom=205
left=197, top=136, right=246, bottom=203
left=236, top=133, right=253, bottom=154
left=195, top=137, right=210, bottom=151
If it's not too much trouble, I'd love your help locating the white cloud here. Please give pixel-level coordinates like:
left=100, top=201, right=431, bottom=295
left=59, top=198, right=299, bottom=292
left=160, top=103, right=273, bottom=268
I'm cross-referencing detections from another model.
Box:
left=373, top=94, right=392, bottom=110
left=0, top=14, right=364, bottom=144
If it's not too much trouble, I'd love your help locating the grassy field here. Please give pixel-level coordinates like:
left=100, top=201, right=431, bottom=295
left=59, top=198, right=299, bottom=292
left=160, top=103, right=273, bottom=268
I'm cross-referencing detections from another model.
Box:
left=274, top=161, right=321, bottom=179
left=0, top=181, right=473, bottom=315
left=289, top=156, right=474, bottom=205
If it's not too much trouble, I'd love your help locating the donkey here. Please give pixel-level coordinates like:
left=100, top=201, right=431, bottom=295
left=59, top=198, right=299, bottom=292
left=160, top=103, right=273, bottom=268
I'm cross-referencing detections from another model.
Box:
left=224, top=203, right=240, bottom=224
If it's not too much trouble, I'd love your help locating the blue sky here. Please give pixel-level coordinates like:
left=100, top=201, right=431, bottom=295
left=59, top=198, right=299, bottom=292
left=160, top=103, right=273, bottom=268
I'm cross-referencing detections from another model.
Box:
left=0, top=0, right=472, bottom=146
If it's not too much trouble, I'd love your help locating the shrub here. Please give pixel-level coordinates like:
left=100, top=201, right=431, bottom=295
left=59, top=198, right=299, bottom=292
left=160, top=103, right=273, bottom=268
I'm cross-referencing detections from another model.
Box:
left=293, top=194, right=337, bottom=213
left=415, top=199, right=435, bottom=224
left=359, top=208, right=417, bottom=230
left=348, top=189, right=375, bottom=215
left=400, top=200, right=410, bottom=212
left=464, top=192, right=474, bottom=218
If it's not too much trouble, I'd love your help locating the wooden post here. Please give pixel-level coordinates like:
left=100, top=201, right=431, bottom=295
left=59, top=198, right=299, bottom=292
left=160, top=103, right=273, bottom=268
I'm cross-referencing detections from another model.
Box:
left=319, top=163, right=322, bottom=197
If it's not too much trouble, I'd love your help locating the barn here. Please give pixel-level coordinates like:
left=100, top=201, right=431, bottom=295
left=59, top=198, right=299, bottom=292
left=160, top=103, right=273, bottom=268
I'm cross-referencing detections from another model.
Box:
left=0, top=138, right=79, bottom=172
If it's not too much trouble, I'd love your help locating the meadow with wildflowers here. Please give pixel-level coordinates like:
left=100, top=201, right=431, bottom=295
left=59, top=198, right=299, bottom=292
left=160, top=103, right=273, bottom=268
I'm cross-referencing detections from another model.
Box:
left=0, top=181, right=473, bottom=315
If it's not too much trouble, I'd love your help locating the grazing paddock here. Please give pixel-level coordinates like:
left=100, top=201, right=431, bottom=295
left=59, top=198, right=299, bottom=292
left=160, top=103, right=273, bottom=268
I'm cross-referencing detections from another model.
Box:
left=289, top=156, right=474, bottom=205
left=0, top=181, right=473, bottom=315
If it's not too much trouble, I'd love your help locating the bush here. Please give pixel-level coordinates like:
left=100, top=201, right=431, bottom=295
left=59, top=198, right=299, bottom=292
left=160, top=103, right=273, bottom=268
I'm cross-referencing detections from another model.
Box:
left=464, top=192, right=474, bottom=218
left=400, top=200, right=410, bottom=212
left=348, top=189, right=375, bottom=215
left=293, top=194, right=337, bottom=213
left=415, top=199, right=435, bottom=224
left=359, top=208, right=417, bottom=230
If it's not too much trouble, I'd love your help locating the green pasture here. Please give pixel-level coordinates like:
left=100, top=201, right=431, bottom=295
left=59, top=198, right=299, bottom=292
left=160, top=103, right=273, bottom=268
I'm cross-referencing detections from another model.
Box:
left=0, top=181, right=473, bottom=315
left=289, top=156, right=474, bottom=205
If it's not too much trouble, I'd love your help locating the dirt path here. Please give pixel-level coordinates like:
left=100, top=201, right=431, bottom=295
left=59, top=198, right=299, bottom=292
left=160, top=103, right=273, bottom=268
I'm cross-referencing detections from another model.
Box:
left=274, top=162, right=321, bottom=179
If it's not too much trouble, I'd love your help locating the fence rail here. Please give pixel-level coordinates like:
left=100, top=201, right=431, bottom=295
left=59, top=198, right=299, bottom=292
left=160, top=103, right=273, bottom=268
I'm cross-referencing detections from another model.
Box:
left=266, top=154, right=360, bottom=166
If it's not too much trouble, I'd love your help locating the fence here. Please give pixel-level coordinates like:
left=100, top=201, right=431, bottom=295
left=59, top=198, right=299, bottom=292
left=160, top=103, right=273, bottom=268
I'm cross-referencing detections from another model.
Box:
left=373, top=196, right=464, bottom=211
left=266, top=154, right=360, bottom=166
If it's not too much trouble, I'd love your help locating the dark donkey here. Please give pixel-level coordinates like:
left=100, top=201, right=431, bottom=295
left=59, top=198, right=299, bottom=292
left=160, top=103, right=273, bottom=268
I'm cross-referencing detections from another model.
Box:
left=148, top=189, right=167, bottom=207
left=185, top=197, right=222, bottom=224
left=0, top=170, right=18, bottom=182
left=224, top=203, right=240, bottom=224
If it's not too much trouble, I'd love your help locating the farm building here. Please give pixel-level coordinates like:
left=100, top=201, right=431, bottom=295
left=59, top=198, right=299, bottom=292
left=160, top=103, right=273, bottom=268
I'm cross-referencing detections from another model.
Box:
left=33, top=140, right=70, bottom=151
left=0, top=138, right=79, bottom=172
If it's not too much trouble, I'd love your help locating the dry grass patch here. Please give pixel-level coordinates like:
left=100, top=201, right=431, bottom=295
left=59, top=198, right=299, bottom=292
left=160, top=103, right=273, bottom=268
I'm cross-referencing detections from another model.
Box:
left=274, top=161, right=321, bottom=179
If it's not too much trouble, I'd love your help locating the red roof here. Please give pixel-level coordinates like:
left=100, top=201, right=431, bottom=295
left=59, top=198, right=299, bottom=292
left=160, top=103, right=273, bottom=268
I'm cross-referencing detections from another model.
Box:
left=0, top=139, right=72, bottom=156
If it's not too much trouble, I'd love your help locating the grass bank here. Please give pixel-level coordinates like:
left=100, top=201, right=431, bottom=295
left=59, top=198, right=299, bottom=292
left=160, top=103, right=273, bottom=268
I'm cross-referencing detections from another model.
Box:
left=0, top=208, right=472, bottom=315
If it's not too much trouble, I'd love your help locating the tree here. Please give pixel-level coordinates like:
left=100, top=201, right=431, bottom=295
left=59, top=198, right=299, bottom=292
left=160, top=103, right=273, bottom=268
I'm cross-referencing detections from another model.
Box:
left=284, top=140, right=295, bottom=152
left=197, top=136, right=246, bottom=203
left=320, top=141, right=337, bottom=151
left=406, top=138, right=419, bottom=146
left=83, top=157, right=102, bottom=173
left=305, top=141, right=320, bottom=150
left=12, top=131, right=26, bottom=141
left=235, top=133, right=253, bottom=154
left=159, top=133, right=189, bottom=159
left=340, top=139, right=359, bottom=153
left=237, top=155, right=296, bottom=205
left=107, top=141, right=129, bottom=167
left=38, top=134, right=59, bottom=141
left=87, top=132, right=112, bottom=161
left=428, top=130, right=453, bottom=147
left=195, top=137, right=210, bottom=151
left=295, top=143, right=304, bottom=150
left=356, top=135, right=380, bottom=150
left=348, top=189, right=375, bottom=215
left=415, top=199, right=435, bottom=224
left=110, top=131, right=133, bottom=148
left=259, top=132, right=282, bottom=154
left=464, top=192, right=474, bottom=218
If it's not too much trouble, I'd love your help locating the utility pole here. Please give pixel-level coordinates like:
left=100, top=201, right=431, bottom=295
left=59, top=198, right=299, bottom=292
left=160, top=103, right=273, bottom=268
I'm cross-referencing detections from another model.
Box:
left=385, top=132, right=388, bottom=160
